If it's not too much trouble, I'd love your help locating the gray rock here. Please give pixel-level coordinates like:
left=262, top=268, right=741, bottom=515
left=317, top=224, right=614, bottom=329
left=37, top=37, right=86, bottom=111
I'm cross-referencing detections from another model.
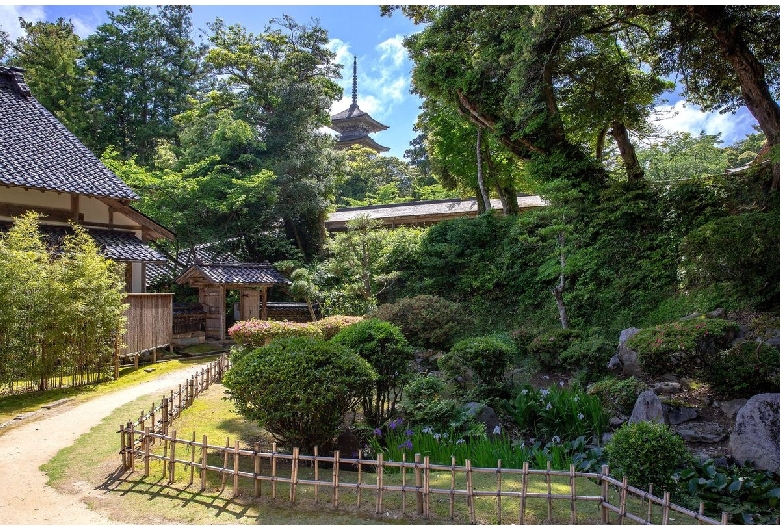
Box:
left=464, top=402, right=501, bottom=438
left=609, top=416, right=626, bottom=428
left=729, top=393, right=780, bottom=472
left=719, top=399, right=748, bottom=419
left=706, top=308, right=726, bottom=319
left=629, top=390, right=667, bottom=424
left=673, top=421, right=727, bottom=443
left=665, top=405, right=699, bottom=425
left=680, top=312, right=703, bottom=321
left=766, top=336, right=780, bottom=348
left=617, top=327, right=642, bottom=377
left=652, top=381, right=682, bottom=394
left=607, top=354, right=622, bottom=371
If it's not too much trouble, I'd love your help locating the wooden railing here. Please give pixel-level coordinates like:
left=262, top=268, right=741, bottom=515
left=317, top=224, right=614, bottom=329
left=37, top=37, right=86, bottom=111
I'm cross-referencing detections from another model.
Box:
left=120, top=293, right=173, bottom=358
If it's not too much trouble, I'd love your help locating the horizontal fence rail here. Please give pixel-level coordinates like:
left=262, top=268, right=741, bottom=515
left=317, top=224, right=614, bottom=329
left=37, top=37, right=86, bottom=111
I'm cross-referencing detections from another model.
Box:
left=118, top=356, right=726, bottom=526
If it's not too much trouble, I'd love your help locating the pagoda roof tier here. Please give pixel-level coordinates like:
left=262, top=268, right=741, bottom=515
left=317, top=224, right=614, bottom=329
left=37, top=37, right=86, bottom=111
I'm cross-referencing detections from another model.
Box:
left=330, top=104, right=389, bottom=133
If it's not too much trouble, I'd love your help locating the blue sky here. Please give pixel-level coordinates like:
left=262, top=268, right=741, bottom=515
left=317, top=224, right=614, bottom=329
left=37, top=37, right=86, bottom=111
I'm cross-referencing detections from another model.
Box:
left=1, top=3, right=761, bottom=159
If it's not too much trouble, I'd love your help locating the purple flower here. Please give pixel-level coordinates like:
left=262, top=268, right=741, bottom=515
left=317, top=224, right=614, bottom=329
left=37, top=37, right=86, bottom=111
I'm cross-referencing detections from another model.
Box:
left=389, top=417, right=403, bottom=429
left=397, top=439, right=413, bottom=451
left=373, top=428, right=382, bottom=436
left=404, top=429, right=414, bottom=436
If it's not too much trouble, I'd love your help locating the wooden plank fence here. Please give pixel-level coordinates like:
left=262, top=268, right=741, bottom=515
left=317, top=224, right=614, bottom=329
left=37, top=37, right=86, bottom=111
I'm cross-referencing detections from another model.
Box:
left=117, top=354, right=727, bottom=525
left=118, top=294, right=174, bottom=373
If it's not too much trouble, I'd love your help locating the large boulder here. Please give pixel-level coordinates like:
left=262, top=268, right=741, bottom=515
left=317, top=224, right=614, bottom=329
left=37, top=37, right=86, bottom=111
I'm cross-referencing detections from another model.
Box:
left=729, top=393, right=780, bottom=472
left=616, top=327, right=642, bottom=377
left=463, top=402, right=501, bottom=438
left=629, top=390, right=667, bottom=424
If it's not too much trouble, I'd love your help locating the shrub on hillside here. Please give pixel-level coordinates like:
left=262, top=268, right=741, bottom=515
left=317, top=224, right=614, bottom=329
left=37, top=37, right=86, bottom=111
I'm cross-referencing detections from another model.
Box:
left=374, top=295, right=471, bottom=350
left=330, top=318, right=413, bottom=426
left=438, top=333, right=517, bottom=401
left=604, top=421, right=693, bottom=494
left=559, top=334, right=614, bottom=384
left=704, top=340, right=780, bottom=399
left=527, top=328, right=581, bottom=370
left=587, top=376, right=648, bottom=417
left=625, top=318, right=740, bottom=378
left=399, top=374, right=473, bottom=435
left=222, top=336, right=377, bottom=453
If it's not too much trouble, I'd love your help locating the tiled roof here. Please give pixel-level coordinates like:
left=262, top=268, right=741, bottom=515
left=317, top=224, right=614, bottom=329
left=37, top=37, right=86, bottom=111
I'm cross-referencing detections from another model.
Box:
left=177, top=262, right=291, bottom=286
left=0, top=222, right=168, bottom=262
left=0, top=66, right=139, bottom=200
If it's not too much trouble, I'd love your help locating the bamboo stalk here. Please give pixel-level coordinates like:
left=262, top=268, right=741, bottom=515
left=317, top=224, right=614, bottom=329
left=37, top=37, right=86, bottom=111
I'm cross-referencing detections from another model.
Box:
left=619, top=476, right=628, bottom=524
left=375, top=453, right=384, bottom=514
left=313, top=446, right=318, bottom=503
left=189, top=432, right=196, bottom=486
left=127, top=421, right=134, bottom=469
left=401, top=453, right=407, bottom=514
left=221, top=437, right=229, bottom=491
left=290, top=447, right=299, bottom=503
left=233, top=439, right=240, bottom=497
left=497, top=459, right=502, bottom=524
left=546, top=460, right=552, bottom=523
left=520, top=461, right=529, bottom=525
left=169, top=430, right=177, bottom=483
left=333, top=450, right=340, bottom=508
left=648, top=483, right=654, bottom=522
left=254, top=442, right=260, bottom=498
left=424, top=455, right=431, bottom=520
left=570, top=464, right=576, bottom=524
left=272, top=442, right=278, bottom=499
left=120, top=425, right=127, bottom=470
left=601, top=464, right=609, bottom=524
left=144, top=427, right=151, bottom=477
left=466, top=459, right=475, bottom=524
left=698, top=501, right=705, bottom=525
left=414, top=453, right=423, bottom=515
left=201, top=434, right=208, bottom=491
left=449, top=455, right=456, bottom=520
left=662, top=491, right=670, bottom=525
left=357, top=449, right=362, bottom=508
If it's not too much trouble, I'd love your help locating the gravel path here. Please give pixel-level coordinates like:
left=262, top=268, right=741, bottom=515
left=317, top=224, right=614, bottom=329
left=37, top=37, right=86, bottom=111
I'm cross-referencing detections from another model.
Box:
left=0, top=363, right=212, bottom=524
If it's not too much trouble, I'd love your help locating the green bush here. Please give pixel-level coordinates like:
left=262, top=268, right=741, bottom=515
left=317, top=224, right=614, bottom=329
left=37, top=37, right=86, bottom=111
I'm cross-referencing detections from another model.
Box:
left=527, top=328, right=581, bottom=370
left=704, top=340, right=780, bottom=399
left=438, top=333, right=517, bottom=401
left=680, top=210, right=780, bottom=308
left=625, top=318, right=740, bottom=378
left=587, top=376, right=648, bottom=417
left=222, top=336, right=377, bottom=452
left=559, top=334, right=614, bottom=384
left=374, top=295, right=471, bottom=350
left=330, top=318, right=413, bottom=426
left=228, top=319, right=322, bottom=348
left=314, top=315, right=364, bottom=340
left=604, top=421, right=692, bottom=494
left=399, top=375, right=467, bottom=434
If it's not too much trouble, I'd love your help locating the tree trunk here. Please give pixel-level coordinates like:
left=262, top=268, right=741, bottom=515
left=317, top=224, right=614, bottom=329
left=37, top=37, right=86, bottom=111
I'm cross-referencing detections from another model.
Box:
left=551, top=231, right=570, bottom=329
left=476, top=127, right=492, bottom=211
left=611, top=120, right=644, bottom=183
left=686, top=6, right=780, bottom=190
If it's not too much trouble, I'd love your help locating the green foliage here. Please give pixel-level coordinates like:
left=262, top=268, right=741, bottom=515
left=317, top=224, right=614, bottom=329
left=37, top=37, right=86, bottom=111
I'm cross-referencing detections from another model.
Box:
left=330, top=318, right=414, bottom=426
left=704, top=340, right=780, bottom=399
left=374, top=295, right=472, bottom=351
left=222, top=336, right=377, bottom=452
left=312, top=315, right=364, bottom=340
left=626, top=318, right=741, bottom=378
left=587, top=376, right=648, bottom=417
left=558, top=334, right=615, bottom=384
left=677, top=459, right=780, bottom=525
left=527, top=328, right=581, bottom=371
left=399, top=375, right=467, bottom=435
left=0, top=214, right=126, bottom=393
left=505, top=384, right=609, bottom=443
left=604, top=421, right=693, bottom=494
left=228, top=319, right=322, bottom=348
left=438, top=333, right=517, bottom=401
left=680, top=211, right=780, bottom=308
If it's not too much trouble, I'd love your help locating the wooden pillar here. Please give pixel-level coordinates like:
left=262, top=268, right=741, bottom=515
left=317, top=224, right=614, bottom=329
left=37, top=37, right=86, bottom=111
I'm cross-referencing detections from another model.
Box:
left=220, top=285, right=226, bottom=342
left=261, top=286, right=268, bottom=321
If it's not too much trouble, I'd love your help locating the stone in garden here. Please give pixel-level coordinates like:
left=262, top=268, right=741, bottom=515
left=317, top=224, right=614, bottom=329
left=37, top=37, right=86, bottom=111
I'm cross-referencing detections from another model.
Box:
left=719, top=398, right=747, bottom=419
left=729, top=393, right=780, bottom=472
left=706, top=308, right=726, bottom=319
left=463, top=402, right=501, bottom=438
left=616, top=327, right=642, bottom=377
left=665, top=405, right=698, bottom=425
left=652, top=381, right=682, bottom=394
left=673, top=421, right=726, bottom=443
left=629, top=390, right=666, bottom=424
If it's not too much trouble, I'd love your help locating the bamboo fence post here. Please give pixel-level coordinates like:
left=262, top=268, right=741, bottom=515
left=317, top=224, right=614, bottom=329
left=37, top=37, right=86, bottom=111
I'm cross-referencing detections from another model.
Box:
left=291, top=447, right=299, bottom=504
left=313, top=446, right=319, bottom=503
left=254, top=442, right=261, bottom=498
left=233, top=440, right=240, bottom=498
left=162, top=398, right=168, bottom=436
left=139, top=410, right=145, bottom=433
left=162, top=433, right=168, bottom=480
left=150, top=405, right=155, bottom=436
left=272, top=442, right=278, bottom=500
left=449, top=455, right=456, bottom=520
left=424, top=455, right=431, bottom=520
left=177, top=384, right=182, bottom=418
left=520, top=461, right=529, bottom=525
left=127, top=421, right=135, bottom=469
left=221, top=437, right=229, bottom=491
left=357, top=449, right=362, bottom=508
left=497, top=459, right=503, bottom=524
left=619, top=476, right=629, bottom=525
left=200, top=434, right=208, bottom=491
left=144, top=427, right=151, bottom=477
left=169, top=430, right=177, bottom=483
left=698, top=501, right=705, bottom=525
left=721, top=512, right=728, bottom=525
left=414, top=453, right=423, bottom=515
left=466, top=459, right=475, bottom=524
left=601, top=465, right=610, bottom=524
left=648, top=484, right=654, bottom=522
left=662, top=491, right=670, bottom=525
left=546, top=460, right=552, bottom=523
left=169, top=390, right=174, bottom=422
left=375, top=453, right=384, bottom=514
left=120, top=425, right=127, bottom=469
left=189, top=432, right=196, bottom=486
left=570, top=463, right=576, bottom=524
left=401, top=453, right=407, bottom=514
left=333, top=450, right=340, bottom=508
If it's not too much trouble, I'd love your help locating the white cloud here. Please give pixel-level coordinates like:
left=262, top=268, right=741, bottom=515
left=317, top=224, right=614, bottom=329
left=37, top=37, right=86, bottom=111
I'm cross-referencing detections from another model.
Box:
left=0, top=5, right=46, bottom=40
left=376, top=35, right=406, bottom=69
left=653, top=100, right=758, bottom=145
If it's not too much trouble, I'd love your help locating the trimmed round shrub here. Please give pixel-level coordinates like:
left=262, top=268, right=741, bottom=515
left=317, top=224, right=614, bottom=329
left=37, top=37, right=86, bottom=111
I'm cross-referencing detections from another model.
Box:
left=704, top=340, right=780, bottom=399
left=314, top=314, right=364, bottom=340
left=438, top=333, right=517, bottom=400
left=222, top=336, right=377, bottom=452
left=374, top=295, right=471, bottom=350
left=604, top=421, right=692, bottom=493
left=625, top=318, right=740, bottom=378
left=559, top=334, right=614, bottom=384
left=400, top=374, right=468, bottom=434
left=587, top=376, right=648, bottom=417
left=228, top=319, right=322, bottom=348
left=527, top=328, right=581, bottom=370
left=330, top=318, right=413, bottom=426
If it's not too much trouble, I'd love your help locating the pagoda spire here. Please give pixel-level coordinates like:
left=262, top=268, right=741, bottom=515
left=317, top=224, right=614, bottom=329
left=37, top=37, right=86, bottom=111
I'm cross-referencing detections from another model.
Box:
left=351, top=56, right=358, bottom=109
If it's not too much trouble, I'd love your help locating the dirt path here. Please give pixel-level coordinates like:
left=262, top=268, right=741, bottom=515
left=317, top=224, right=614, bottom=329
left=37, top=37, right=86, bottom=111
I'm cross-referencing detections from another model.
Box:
left=0, top=363, right=212, bottom=524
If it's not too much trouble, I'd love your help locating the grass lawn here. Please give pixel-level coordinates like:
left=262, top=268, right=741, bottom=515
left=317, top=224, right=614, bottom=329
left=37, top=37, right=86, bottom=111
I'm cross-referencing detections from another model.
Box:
left=41, top=381, right=708, bottom=525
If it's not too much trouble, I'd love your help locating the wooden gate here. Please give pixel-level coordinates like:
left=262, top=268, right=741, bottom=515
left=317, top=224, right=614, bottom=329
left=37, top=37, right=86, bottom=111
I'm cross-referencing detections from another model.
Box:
left=201, top=287, right=224, bottom=340
left=241, top=289, right=261, bottom=321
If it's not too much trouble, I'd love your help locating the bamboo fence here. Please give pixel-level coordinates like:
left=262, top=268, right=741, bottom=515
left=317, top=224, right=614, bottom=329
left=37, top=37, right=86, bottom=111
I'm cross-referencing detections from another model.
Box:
left=118, top=293, right=174, bottom=367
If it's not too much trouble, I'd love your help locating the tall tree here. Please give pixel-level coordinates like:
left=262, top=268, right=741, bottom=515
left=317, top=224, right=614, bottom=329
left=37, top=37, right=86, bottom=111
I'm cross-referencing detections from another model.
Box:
left=10, top=18, right=90, bottom=141
left=0, top=29, right=10, bottom=62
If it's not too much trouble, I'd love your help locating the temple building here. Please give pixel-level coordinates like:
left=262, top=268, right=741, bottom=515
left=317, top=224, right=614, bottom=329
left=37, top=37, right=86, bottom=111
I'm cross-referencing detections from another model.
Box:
left=329, top=57, right=389, bottom=153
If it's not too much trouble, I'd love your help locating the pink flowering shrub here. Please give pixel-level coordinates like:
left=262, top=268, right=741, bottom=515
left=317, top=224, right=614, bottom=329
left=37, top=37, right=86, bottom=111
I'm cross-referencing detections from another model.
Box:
left=229, top=319, right=322, bottom=348
left=314, top=315, right=364, bottom=340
